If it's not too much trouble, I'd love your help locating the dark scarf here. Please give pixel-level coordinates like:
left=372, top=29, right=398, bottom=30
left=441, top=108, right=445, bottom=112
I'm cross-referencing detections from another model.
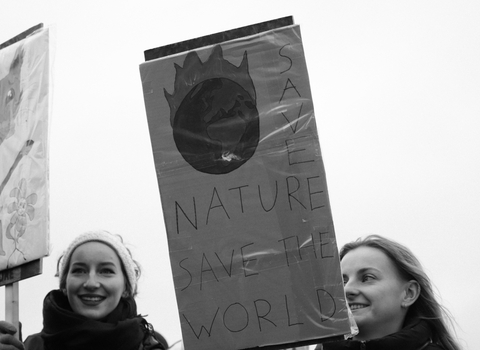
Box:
left=318, top=319, right=437, bottom=350
left=40, top=289, right=148, bottom=350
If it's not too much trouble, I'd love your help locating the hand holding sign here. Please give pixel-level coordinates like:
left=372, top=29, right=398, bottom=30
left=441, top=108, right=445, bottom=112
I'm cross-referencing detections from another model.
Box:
left=0, top=321, right=24, bottom=350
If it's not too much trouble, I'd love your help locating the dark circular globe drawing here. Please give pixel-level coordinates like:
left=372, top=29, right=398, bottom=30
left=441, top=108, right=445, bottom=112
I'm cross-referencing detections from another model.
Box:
left=173, top=77, right=259, bottom=174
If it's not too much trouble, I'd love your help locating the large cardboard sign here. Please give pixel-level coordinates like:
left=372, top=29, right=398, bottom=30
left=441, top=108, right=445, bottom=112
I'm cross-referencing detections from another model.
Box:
left=0, top=26, right=50, bottom=271
left=140, top=18, right=351, bottom=349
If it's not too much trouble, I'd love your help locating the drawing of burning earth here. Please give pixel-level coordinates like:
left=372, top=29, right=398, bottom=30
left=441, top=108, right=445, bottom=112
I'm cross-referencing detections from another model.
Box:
left=164, top=45, right=259, bottom=175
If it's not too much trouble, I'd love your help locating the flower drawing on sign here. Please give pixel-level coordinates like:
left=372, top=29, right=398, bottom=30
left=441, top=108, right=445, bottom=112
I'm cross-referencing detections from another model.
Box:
left=5, top=178, right=37, bottom=265
left=7, top=178, right=37, bottom=237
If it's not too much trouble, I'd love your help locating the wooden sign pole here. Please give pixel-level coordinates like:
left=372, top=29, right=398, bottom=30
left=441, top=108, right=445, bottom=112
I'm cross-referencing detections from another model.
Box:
left=2, top=259, right=42, bottom=339
left=5, top=282, right=19, bottom=339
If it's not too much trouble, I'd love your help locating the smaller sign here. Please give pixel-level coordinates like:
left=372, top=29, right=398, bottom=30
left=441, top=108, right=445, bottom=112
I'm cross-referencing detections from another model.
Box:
left=0, top=24, right=50, bottom=272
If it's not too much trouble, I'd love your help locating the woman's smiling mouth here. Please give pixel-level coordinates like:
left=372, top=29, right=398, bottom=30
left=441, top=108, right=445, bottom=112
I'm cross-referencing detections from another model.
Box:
left=349, top=303, right=368, bottom=311
left=79, top=295, right=105, bottom=305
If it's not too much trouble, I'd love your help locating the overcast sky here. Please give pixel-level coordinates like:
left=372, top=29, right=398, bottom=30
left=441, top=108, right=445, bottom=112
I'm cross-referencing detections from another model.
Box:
left=1, top=1, right=479, bottom=349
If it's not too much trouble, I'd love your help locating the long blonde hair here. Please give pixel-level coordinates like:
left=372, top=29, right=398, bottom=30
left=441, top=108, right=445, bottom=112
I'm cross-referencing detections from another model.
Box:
left=340, top=235, right=461, bottom=350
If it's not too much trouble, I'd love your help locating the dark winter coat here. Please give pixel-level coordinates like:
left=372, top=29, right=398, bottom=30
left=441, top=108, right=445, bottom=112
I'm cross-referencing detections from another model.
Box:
left=315, top=320, right=445, bottom=350
left=23, top=290, right=168, bottom=350
left=24, top=331, right=168, bottom=350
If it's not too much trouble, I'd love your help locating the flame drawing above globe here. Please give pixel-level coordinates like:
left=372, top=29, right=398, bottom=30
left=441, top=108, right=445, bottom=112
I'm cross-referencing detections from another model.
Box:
left=164, top=45, right=259, bottom=175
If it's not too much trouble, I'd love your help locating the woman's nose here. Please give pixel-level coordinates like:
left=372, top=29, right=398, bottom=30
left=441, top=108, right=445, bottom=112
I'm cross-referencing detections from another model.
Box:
left=344, top=280, right=359, bottom=298
left=83, top=273, right=100, bottom=289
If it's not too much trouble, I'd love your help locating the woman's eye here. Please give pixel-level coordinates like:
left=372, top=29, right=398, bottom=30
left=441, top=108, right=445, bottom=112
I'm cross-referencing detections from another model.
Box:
left=71, top=268, right=85, bottom=274
left=362, top=274, right=375, bottom=282
left=100, top=268, right=115, bottom=275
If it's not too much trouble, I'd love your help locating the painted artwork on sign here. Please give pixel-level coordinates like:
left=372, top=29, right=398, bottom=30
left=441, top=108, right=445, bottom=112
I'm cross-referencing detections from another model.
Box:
left=140, top=18, right=351, bottom=349
left=0, top=26, right=50, bottom=270
left=165, top=45, right=260, bottom=175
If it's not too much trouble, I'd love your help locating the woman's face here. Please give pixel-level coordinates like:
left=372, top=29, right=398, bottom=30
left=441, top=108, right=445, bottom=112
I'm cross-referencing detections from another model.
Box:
left=66, top=242, right=126, bottom=320
left=341, top=246, right=409, bottom=340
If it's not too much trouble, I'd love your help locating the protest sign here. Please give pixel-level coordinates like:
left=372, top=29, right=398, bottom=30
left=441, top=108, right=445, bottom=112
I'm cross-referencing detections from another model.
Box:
left=140, top=17, right=351, bottom=349
left=0, top=25, right=50, bottom=272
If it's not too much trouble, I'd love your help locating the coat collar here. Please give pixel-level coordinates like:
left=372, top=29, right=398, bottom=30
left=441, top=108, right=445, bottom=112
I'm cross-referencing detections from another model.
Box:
left=320, top=319, right=433, bottom=350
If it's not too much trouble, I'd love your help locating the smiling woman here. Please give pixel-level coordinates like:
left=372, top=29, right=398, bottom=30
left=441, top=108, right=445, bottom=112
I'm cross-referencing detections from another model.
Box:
left=341, top=246, right=420, bottom=340
left=0, top=230, right=169, bottom=350
left=64, top=241, right=129, bottom=320
left=316, top=235, right=461, bottom=350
